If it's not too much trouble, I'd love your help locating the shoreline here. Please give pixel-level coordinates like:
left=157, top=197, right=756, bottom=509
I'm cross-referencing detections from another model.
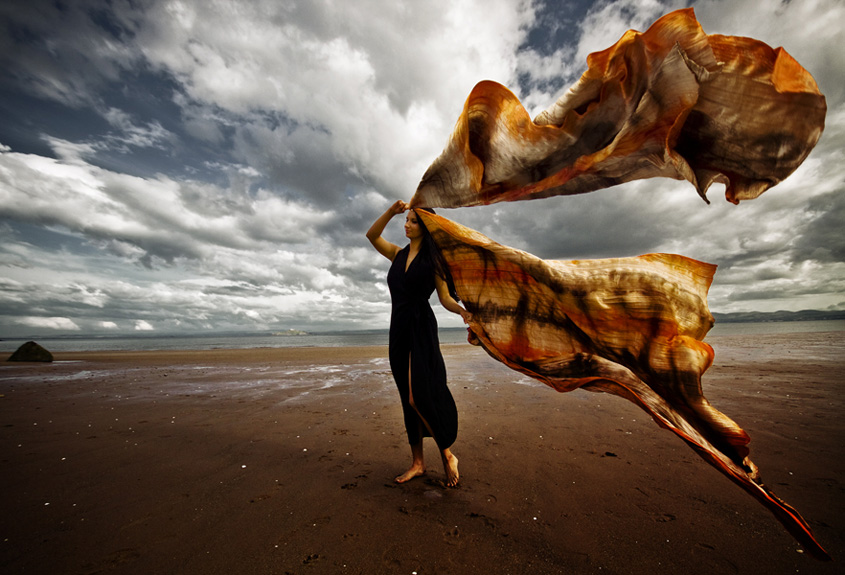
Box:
left=1, top=333, right=842, bottom=573
left=2, top=319, right=844, bottom=355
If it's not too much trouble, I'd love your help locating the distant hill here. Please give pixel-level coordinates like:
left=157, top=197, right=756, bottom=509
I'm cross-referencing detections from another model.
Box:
left=712, top=309, right=845, bottom=323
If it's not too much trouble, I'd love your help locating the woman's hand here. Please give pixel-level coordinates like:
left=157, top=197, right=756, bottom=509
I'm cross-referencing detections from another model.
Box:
left=389, top=200, right=408, bottom=216
left=459, top=308, right=473, bottom=324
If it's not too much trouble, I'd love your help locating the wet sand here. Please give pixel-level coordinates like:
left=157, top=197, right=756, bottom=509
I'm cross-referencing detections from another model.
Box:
left=1, top=332, right=843, bottom=574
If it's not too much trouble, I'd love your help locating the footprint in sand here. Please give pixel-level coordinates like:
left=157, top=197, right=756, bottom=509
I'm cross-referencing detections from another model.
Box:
left=80, top=548, right=140, bottom=574
left=444, top=526, right=461, bottom=545
left=468, top=511, right=498, bottom=530
left=302, top=553, right=320, bottom=565
left=381, top=547, right=402, bottom=568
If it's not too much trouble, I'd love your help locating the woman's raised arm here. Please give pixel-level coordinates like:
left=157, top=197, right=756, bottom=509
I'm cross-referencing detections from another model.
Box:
left=366, top=200, right=407, bottom=261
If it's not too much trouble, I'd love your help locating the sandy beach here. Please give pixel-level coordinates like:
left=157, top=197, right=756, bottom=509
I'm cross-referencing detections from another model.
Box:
left=1, top=331, right=842, bottom=574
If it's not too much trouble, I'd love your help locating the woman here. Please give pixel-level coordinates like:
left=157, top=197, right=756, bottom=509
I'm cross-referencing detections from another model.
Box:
left=366, top=200, right=472, bottom=487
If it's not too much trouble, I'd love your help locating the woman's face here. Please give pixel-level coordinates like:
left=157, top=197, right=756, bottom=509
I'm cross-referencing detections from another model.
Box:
left=404, top=210, right=423, bottom=239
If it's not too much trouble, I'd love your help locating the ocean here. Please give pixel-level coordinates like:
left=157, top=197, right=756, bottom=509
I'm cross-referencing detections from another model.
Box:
left=2, top=320, right=844, bottom=354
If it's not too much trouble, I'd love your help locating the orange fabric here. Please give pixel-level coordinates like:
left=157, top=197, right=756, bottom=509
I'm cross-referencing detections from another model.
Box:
left=418, top=210, right=830, bottom=560
left=411, top=8, right=826, bottom=209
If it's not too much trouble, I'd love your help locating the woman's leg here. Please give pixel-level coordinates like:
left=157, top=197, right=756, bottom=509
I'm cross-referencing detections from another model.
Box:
left=440, top=447, right=460, bottom=487
left=396, top=355, right=427, bottom=483
left=405, top=355, right=459, bottom=486
left=395, top=426, right=426, bottom=483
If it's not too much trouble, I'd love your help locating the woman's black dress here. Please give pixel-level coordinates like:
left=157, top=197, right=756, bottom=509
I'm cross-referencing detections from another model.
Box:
left=387, top=245, right=458, bottom=449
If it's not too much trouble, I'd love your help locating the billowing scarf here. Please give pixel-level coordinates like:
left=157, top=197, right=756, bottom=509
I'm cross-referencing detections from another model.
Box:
left=411, top=8, right=826, bottom=210
left=410, top=8, right=829, bottom=560
left=418, top=211, right=829, bottom=560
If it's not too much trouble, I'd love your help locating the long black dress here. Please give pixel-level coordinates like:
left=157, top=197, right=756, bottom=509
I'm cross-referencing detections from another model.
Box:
left=387, top=245, right=458, bottom=449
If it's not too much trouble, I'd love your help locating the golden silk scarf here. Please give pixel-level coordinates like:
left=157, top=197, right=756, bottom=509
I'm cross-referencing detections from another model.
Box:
left=411, top=8, right=826, bottom=210
left=408, top=8, right=829, bottom=560
left=418, top=211, right=829, bottom=560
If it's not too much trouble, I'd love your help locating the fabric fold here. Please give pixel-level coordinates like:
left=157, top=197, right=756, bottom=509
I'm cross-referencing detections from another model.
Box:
left=418, top=210, right=830, bottom=560
left=411, top=8, right=826, bottom=209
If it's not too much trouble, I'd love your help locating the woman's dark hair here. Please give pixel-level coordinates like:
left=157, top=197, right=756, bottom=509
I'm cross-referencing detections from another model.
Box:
left=414, top=207, right=461, bottom=302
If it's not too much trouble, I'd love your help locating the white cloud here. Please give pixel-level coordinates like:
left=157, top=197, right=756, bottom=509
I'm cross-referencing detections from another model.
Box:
left=0, top=141, right=339, bottom=264
left=15, top=317, right=81, bottom=331
left=134, top=320, right=154, bottom=331
left=100, top=108, right=174, bottom=152
left=576, top=0, right=686, bottom=64
left=124, top=0, right=535, bottom=196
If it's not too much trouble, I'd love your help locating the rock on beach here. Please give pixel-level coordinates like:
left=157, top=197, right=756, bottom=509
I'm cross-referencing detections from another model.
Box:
left=7, top=341, right=54, bottom=362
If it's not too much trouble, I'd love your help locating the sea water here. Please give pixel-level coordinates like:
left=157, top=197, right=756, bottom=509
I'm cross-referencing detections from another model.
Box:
left=1, top=320, right=843, bottom=354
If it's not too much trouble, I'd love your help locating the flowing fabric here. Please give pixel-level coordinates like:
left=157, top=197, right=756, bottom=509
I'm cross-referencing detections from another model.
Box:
left=418, top=210, right=830, bottom=560
left=400, top=5, right=829, bottom=559
left=411, top=8, right=826, bottom=209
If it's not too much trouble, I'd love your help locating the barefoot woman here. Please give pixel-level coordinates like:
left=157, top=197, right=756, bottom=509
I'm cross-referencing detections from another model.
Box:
left=366, top=200, right=471, bottom=486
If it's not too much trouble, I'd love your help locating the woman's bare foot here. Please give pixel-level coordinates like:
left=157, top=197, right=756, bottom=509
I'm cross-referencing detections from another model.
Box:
left=441, top=451, right=459, bottom=487
left=395, top=463, right=426, bottom=484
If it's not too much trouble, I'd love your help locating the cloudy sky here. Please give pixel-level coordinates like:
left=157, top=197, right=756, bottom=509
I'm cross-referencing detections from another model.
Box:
left=0, top=0, right=842, bottom=337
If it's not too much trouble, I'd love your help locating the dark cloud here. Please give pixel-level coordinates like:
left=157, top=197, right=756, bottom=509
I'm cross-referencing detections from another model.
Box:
left=231, top=121, right=354, bottom=208
left=792, top=188, right=845, bottom=263
left=0, top=0, right=144, bottom=106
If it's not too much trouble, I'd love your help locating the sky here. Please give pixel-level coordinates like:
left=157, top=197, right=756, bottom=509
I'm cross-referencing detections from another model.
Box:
left=0, top=0, right=843, bottom=337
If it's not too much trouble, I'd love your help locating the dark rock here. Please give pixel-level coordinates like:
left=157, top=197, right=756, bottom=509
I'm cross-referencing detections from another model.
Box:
left=7, top=341, right=54, bottom=362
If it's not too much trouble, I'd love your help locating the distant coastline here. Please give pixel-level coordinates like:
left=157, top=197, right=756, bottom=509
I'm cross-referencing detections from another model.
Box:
left=2, top=310, right=844, bottom=351
left=712, top=309, right=845, bottom=323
